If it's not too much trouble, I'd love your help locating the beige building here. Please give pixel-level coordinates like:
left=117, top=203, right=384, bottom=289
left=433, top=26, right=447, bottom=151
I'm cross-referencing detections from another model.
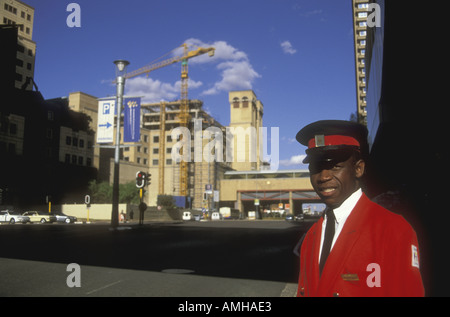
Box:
left=352, top=0, right=369, bottom=125
left=219, top=169, right=319, bottom=216
left=229, top=90, right=264, bottom=171
left=68, top=92, right=101, bottom=169
left=0, top=0, right=36, bottom=90
left=67, top=89, right=319, bottom=215
left=59, top=126, right=94, bottom=167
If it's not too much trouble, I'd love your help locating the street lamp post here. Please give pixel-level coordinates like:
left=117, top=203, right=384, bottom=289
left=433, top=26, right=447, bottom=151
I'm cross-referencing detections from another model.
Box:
left=111, top=60, right=129, bottom=228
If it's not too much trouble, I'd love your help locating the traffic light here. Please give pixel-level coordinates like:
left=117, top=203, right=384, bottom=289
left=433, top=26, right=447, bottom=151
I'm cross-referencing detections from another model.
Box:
left=136, top=171, right=146, bottom=188
left=146, top=173, right=151, bottom=185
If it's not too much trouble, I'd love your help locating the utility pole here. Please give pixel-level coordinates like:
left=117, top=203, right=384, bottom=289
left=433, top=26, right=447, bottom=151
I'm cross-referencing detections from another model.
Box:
left=111, top=60, right=129, bottom=228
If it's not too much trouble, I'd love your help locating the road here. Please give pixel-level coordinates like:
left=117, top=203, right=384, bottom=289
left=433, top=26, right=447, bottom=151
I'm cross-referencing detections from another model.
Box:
left=0, top=220, right=314, bottom=297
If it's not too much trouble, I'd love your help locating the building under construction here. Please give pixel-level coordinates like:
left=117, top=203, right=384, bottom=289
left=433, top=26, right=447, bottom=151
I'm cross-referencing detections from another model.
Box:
left=129, top=98, right=232, bottom=209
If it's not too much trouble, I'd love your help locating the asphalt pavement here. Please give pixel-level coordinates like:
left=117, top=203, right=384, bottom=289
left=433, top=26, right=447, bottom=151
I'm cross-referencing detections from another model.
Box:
left=0, top=220, right=313, bottom=297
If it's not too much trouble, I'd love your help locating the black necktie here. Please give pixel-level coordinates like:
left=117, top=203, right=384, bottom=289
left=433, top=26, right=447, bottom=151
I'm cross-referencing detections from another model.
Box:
left=319, top=208, right=335, bottom=276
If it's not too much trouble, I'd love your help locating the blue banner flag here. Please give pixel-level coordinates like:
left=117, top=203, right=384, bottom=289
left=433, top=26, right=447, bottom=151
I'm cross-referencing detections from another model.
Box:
left=123, top=97, right=141, bottom=142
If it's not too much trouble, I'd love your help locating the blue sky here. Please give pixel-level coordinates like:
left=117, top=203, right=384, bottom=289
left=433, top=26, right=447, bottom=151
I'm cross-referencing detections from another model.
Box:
left=25, top=0, right=357, bottom=170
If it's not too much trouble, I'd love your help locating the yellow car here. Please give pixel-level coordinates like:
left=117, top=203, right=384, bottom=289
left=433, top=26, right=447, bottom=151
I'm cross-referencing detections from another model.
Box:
left=22, top=211, right=57, bottom=223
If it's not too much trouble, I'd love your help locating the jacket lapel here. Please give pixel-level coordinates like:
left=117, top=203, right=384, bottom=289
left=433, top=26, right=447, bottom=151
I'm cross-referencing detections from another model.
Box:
left=303, top=218, right=323, bottom=296
left=317, top=194, right=372, bottom=294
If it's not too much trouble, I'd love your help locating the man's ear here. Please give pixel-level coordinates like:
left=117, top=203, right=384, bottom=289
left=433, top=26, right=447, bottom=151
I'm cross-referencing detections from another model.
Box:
left=355, top=159, right=365, bottom=179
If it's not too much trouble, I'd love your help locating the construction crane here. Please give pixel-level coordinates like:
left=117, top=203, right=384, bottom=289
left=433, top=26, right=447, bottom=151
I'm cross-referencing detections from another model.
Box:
left=125, top=43, right=215, bottom=197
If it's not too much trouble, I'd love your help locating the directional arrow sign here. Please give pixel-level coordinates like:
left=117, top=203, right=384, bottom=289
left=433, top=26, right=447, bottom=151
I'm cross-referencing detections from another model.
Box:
left=97, top=99, right=115, bottom=143
left=99, top=122, right=112, bottom=129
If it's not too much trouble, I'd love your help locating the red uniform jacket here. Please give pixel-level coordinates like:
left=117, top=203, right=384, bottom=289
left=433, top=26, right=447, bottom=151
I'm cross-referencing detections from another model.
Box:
left=298, top=193, right=424, bottom=297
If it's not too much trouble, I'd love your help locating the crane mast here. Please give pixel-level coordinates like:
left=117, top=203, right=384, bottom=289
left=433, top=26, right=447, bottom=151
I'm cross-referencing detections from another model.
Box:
left=125, top=43, right=215, bottom=198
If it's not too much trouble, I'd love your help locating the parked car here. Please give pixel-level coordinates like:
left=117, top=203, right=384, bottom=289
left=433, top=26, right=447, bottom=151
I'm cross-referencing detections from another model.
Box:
left=211, top=212, right=221, bottom=221
left=52, top=212, right=77, bottom=224
left=22, top=211, right=56, bottom=223
left=193, top=214, right=204, bottom=221
left=0, top=210, right=30, bottom=224
left=182, top=211, right=193, bottom=221
left=285, top=213, right=304, bottom=222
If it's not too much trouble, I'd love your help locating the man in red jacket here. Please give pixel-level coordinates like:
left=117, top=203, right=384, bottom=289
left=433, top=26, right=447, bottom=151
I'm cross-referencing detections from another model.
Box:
left=296, top=120, right=424, bottom=297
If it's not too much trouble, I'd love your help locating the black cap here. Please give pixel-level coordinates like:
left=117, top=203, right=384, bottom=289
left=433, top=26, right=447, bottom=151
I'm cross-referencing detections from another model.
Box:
left=296, top=120, right=368, bottom=163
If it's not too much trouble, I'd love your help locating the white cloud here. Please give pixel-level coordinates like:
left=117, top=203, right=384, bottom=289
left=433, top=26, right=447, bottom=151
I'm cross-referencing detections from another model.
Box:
left=281, top=41, right=297, bottom=55
left=125, top=77, right=202, bottom=103
left=183, top=38, right=261, bottom=95
left=122, top=38, right=260, bottom=101
left=279, top=154, right=307, bottom=167
left=202, top=60, right=260, bottom=95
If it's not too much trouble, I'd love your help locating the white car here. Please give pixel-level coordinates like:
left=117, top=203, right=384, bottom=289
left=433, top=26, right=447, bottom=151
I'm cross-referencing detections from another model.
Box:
left=182, top=211, right=193, bottom=221
left=211, top=212, right=221, bottom=221
left=0, top=210, right=30, bottom=224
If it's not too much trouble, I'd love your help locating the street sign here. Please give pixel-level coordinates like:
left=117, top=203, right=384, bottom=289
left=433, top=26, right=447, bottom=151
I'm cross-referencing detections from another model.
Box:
left=123, top=98, right=141, bottom=142
left=85, top=195, right=90, bottom=205
left=97, top=99, right=115, bottom=143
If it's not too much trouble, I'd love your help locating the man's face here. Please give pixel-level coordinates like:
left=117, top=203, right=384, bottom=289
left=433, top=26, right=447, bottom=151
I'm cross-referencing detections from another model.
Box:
left=309, top=155, right=365, bottom=209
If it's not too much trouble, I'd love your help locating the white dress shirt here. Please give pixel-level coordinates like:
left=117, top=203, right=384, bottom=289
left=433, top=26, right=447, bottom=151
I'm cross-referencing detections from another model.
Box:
left=318, top=188, right=363, bottom=263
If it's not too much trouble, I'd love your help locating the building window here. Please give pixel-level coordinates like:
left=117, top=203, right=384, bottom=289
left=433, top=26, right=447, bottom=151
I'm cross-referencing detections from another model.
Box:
left=153, top=136, right=159, bottom=143
left=152, top=159, right=158, bottom=166
left=78, top=156, right=83, bottom=165
left=166, top=159, right=172, bottom=165
left=86, top=158, right=92, bottom=167
left=66, top=136, right=72, bottom=145
left=79, top=139, right=84, bottom=148
left=358, top=3, right=369, bottom=9
left=242, top=97, right=249, bottom=107
left=153, top=148, right=159, bottom=154
left=72, top=137, right=78, bottom=146
left=4, top=4, right=17, bottom=14
left=72, top=155, right=77, bottom=164
left=358, top=12, right=368, bottom=18
left=65, top=154, right=70, bottom=163
left=232, top=97, right=239, bottom=108
left=46, top=128, right=53, bottom=139
left=9, top=123, right=17, bottom=135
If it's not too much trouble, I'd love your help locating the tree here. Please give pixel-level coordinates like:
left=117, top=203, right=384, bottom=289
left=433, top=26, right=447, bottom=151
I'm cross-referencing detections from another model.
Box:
left=119, top=181, right=140, bottom=204
left=157, top=195, right=176, bottom=209
left=88, top=180, right=140, bottom=204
